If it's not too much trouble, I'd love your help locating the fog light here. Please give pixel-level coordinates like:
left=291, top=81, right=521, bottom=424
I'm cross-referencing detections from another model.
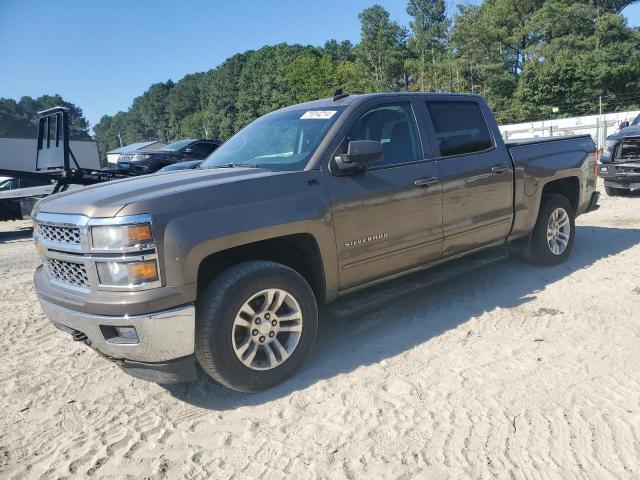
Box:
left=100, top=325, right=139, bottom=344
left=114, top=326, right=138, bottom=342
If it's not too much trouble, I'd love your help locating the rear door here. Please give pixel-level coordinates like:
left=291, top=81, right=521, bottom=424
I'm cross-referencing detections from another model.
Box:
left=324, top=98, right=443, bottom=290
left=423, top=99, right=513, bottom=257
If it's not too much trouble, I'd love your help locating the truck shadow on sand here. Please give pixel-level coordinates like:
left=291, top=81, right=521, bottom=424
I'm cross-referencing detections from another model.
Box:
left=164, top=224, right=640, bottom=409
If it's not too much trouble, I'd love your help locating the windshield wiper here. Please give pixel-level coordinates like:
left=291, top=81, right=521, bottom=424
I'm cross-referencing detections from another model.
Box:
left=199, top=162, right=259, bottom=170
left=227, top=162, right=258, bottom=168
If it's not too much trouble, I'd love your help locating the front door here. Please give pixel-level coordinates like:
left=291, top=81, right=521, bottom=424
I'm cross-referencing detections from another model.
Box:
left=424, top=100, right=513, bottom=257
left=324, top=100, right=443, bottom=290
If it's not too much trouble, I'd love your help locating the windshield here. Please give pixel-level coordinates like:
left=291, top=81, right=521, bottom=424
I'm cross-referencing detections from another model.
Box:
left=161, top=140, right=195, bottom=151
left=200, top=107, right=344, bottom=171
left=632, top=114, right=640, bottom=126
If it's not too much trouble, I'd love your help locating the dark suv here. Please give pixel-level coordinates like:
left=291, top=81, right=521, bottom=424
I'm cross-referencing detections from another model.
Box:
left=117, top=139, right=221, bottom=175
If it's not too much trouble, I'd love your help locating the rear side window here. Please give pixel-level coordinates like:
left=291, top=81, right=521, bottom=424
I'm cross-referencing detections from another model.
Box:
left=189, top=143, right=216, bottom=157
left=20, top=178, right=51, bottom=188
left=426, top=101, right=493, bottom=157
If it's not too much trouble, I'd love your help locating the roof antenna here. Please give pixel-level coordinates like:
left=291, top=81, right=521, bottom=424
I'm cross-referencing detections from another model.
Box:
left=332, top=88, right=349, bottom=101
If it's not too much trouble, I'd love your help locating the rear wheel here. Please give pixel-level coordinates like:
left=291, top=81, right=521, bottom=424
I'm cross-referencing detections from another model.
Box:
left=195, top=261, right=318, bottom=392
left=523, top=194, right=575, bottom=266
left=605, top=185, right=628, bottom=197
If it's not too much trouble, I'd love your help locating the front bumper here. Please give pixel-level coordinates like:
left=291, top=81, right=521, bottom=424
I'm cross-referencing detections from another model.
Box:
left=599, top=163, right=640, bottom=189
left=39, top=298, right=197, bottom=383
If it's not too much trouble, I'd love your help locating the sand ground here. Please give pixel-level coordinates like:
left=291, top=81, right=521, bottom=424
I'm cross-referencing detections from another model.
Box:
left=1, top=184, right=640, bottom=479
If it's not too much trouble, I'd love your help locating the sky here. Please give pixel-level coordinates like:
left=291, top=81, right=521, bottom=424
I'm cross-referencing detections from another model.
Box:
left=1, top=0, right=640, bottom=131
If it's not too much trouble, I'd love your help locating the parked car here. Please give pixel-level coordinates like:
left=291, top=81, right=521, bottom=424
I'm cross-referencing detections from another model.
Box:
left=156, top=160, right=203, bottom=173
left=599, top=113, right=640, bottom=196
left=0, top=176, right=54, bottom=220
left=32, top=93, right=599, bottom=392
left=117, top=139, right=220, bottom=174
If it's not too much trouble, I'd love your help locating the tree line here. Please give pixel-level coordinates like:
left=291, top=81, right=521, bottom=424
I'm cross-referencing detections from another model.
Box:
left=0, top=95, right=90, bottom=140
left=2, top=0, right=639, bottom=159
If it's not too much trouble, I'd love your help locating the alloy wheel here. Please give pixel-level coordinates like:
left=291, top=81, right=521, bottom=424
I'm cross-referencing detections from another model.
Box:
left=231, top=288, right=303, bottom=370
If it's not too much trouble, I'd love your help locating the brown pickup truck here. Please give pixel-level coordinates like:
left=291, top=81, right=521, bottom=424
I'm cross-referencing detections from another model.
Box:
left=32, top=93, right=599, bottom=392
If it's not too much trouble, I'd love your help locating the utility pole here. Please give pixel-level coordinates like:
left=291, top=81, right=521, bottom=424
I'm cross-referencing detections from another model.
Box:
left=599, top=96, right=603, bottom=117
left=598, top=96, right=603, bottom=150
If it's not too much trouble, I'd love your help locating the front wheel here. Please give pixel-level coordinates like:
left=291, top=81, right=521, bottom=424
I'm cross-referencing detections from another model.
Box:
left=523, top=194, right=575, bottom=266
left=195, top=261, right=318, bottom=392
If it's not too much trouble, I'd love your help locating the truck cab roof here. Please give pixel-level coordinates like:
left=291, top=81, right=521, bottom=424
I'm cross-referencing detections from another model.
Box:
left=278, top=92, right=486, bottom=112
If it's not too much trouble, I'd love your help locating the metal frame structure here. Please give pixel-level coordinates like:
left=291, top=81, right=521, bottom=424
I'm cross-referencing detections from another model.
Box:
left=0, top=107, right=131, bottom=194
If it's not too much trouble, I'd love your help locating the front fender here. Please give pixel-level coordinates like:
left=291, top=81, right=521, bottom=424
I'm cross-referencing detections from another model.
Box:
left=119, top=171, right=342, bottom=302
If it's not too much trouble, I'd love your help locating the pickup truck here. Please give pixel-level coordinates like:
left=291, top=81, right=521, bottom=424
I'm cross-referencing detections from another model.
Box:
left=0, top=176, right=55, bottom=220
left=599, top=113, right=640, bottom=196
left=32, top=93, right=599, bottom=392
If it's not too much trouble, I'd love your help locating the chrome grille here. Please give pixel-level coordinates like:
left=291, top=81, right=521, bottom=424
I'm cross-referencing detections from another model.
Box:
left=37, top=223, right=81, bottom=245
left=45, top=258, right=89, bottom=288
left=615, top=138, right=640, bottom=163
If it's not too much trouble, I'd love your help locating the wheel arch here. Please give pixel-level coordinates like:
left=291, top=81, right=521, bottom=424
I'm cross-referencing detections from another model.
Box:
left=509, top=173, right=581, bottom=242
left=540, top=176, right=580, bottom=212
left=196, top=233, right=327, bottom=305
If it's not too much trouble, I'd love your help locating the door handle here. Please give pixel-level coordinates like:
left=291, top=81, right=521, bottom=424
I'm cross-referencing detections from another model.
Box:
left=491, top=165, right=510, bottom=174
left=413, top=177, right=439, bottom=187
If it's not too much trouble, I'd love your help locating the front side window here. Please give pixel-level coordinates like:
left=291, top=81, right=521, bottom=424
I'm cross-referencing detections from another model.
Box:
left=427, top=101, right=493, bottom=157
left=346, top=103, right=422, bottom=167
left=201, top=107, right=344, bottom=171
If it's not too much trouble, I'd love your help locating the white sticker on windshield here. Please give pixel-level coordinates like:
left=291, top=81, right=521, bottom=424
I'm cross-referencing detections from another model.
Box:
left=300, top=110, right=337, bottom=119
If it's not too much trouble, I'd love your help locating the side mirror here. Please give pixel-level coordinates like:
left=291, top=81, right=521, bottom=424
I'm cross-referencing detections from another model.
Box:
left=619, top=121, right=630, bottom=129
left=333, top=140, right=383, bottom=174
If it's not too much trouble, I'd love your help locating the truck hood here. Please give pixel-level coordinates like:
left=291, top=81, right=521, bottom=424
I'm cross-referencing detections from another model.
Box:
left=36, top=167, right=275, bottom=217
left=607, top=125, right=640, bottom=141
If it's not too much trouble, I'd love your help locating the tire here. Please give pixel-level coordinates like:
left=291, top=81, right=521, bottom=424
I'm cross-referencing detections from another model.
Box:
left=523, top=194, right=575, bottom=266
left=605, top=185, right=628, bottom=197
left=195, top=261, right=318, bottom=393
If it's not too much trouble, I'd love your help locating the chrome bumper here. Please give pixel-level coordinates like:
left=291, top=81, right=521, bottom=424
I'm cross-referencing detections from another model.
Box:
left=39, top=298, right=195, bottom=363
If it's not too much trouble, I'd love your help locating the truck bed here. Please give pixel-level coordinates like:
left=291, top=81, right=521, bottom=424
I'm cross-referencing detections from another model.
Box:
left=505, top=134, right=597, bottom=239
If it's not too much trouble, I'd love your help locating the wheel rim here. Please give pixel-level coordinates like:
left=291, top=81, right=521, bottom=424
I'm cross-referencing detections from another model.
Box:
left=546, top=207, right=571, bottom=255
left=231, top=288, right=303, bottom=371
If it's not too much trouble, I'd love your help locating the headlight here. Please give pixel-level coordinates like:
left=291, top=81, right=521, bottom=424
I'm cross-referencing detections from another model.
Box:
left=603, top=140, right=616, bottom=158
left=91, top=223, right=153, bottom=251
left=131, top=154, right=152, bottom=162
left=96, top=260, right=159, bottom=287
